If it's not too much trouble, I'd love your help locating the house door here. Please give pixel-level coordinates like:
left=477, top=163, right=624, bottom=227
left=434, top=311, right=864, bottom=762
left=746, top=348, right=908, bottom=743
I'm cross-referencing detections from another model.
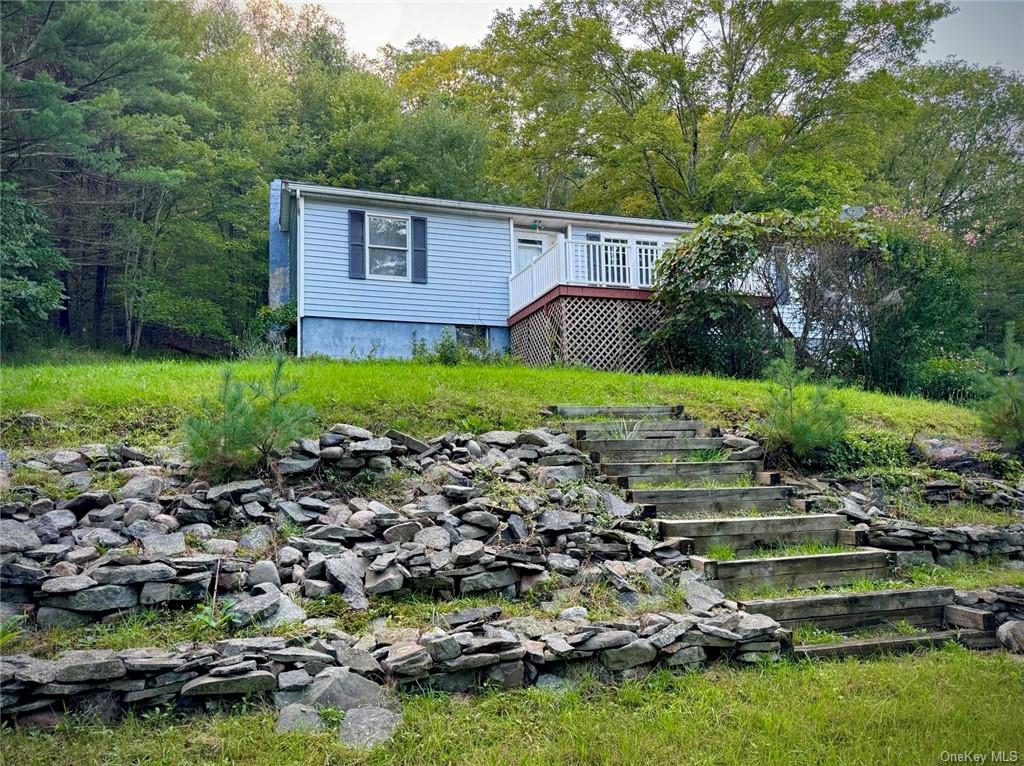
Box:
left=514, top=231, right=556, bottom=273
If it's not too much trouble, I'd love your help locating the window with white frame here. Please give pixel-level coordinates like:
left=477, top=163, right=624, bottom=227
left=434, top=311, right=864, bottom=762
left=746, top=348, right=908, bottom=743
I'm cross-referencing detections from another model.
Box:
left=367, top=214, right=410, bottom=279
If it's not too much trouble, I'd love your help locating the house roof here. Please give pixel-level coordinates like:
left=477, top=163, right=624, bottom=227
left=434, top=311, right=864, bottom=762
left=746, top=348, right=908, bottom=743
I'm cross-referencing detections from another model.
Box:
left=280, top=180, right=695, bottom=235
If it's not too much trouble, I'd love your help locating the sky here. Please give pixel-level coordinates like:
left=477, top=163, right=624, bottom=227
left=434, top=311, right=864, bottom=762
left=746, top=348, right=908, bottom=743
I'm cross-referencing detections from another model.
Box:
left=300, top=0, right=1024, bottom=72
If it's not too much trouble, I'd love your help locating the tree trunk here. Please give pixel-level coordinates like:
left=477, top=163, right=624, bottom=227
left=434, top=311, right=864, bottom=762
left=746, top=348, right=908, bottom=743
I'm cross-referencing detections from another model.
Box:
left=57, top=269, right=71, bottom=335
left=92, top=262, right=107, bottom=347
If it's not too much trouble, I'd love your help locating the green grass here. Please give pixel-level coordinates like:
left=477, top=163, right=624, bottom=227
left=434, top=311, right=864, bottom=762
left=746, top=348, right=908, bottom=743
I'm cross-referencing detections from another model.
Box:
left=10, top=584, right=694, bottom=659
left=889, top=497, right=1023, bottom=528
left=9, top=578, right=728, bottom=659
left=734, top=556, right=1024, bottom=600
left=3, top=604, right=318, bottom=658
left=0, top=357, right=980, bottom=449
left=744, top=541, right=851, bottom=559
left=791, top=619, right=926, bottom=646
left=706, top=543, right=738, bottom=561
left=702, top=540, right=850, bottom=563
left=656, top=448, right=730, bottom=463
left=3, top=466, right=125, bottom=500
left=3, top=648, right=1021, bottom=766
left=632, top=474, right=756, bottom=490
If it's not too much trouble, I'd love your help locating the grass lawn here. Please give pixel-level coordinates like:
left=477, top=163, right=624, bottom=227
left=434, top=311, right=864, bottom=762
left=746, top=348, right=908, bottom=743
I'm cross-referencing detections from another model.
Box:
left=1, top=356, right=980, bottom=449
left=3, top=647, right=1021, bottom=766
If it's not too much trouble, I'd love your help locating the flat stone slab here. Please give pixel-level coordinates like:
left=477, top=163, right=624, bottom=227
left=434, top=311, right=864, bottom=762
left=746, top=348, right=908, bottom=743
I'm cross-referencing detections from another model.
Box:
left=337, top=706, right=401, bottom=748
left=41, top=584, right=138, bottom=612
left=276, top=703, right=325, bottom=733
left=54, top=650, right=126, bottom=683
left=142, top=532, right=186, bottom=556
left=180, top=670, right=276, bottom=696
left=304, top=668, right=394, bottom=712
left=40, top=574, right=97, bottom=593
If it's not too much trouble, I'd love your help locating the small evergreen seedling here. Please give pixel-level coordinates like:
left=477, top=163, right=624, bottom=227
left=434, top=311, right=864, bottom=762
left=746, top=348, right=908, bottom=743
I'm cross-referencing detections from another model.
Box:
left=974, top=323, right=1024, bottom=451
left=765, top=341, right=847, bottom=461
left=183, top=355, right=316, bottom=478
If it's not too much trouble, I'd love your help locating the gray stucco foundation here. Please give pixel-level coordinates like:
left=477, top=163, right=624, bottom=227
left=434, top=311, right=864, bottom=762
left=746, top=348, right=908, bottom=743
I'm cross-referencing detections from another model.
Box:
left=301, top=317, right=510, bottom=359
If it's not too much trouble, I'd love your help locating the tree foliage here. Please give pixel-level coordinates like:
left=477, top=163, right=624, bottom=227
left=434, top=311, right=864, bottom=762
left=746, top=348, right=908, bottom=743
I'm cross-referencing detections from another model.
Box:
left=0, top=182, right=68, bottom=348
left=0, top=0, right=1016, bottom=363
left=650, top=208, right=974, bottom=393
left=0, top=0, right=500, bottom=353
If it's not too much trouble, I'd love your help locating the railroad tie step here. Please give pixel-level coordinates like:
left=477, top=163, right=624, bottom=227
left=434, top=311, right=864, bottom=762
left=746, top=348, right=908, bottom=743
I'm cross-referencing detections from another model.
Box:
left=566, top=420, right=705, bottom=440
left=628, top=484, right=796, bottom=517
left=547, top=404, right=685, bottom=419
left=793, top=628, right=997, bottom=660
left=690, top=547, right=895, bottom=593
left=657, top=513, right=847, bottom=555
left=736, top=587, right=999, bottom=634
left=603, top=459, right=762, bottom=486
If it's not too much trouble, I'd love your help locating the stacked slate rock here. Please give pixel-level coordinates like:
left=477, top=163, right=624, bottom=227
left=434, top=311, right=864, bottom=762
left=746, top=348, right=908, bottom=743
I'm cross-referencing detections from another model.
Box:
left=857, top=521, right=1024, bottom=566
left=2, top=425, right=688, bottom=628
left=0, top=591, right=784, bottom=736
left=273, top=425, right=591, bottom=485
left=7, top=444, right=181, bottom=496
left=0, top=477, right=254, bottom=627
left=954, top=585, right=1024, bottom=628
left=822, top=477, right=1024, bottom=515
left=800, top=480, right=1024, bottom=567
left=917, top=477, right=1024, bottom=508
left=231, top=482, right=687, bottom=615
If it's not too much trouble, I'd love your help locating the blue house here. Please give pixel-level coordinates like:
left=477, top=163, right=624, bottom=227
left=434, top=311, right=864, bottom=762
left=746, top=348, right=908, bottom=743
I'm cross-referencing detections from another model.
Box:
left=269, top=180, right=694, bottom=369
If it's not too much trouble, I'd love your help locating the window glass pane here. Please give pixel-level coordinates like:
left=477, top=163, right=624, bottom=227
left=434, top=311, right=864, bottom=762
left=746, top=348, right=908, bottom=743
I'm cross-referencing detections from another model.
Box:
left=368, top=246, right=408, bottom=277
left=368, top=216, right=408, bottom=248
left=515, top=239, right=543, bottom=272
left=456, top=325, right=487, bottom=349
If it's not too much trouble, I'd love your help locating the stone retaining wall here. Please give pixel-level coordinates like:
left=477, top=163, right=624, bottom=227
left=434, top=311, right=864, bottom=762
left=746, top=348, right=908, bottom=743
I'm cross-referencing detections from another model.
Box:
left=860, top=521, right=1024, bottom=566
left=1, top=598, right=783, bottom=728
left=4, top=426, right=694, bottom=630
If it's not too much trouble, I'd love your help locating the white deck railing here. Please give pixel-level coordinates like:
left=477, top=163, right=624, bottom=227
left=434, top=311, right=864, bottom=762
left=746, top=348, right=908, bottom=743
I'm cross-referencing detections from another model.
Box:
left=509, top=239, right=671, bottom=314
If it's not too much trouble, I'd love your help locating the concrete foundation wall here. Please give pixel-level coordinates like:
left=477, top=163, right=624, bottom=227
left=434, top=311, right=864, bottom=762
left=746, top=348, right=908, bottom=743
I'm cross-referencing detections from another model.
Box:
left=301, top=316, right=510, bottom=359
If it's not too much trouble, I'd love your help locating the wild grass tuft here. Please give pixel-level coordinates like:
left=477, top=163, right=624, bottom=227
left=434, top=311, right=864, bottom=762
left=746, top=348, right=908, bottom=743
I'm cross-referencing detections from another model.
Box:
left=633, top=474, right=755, bottom=490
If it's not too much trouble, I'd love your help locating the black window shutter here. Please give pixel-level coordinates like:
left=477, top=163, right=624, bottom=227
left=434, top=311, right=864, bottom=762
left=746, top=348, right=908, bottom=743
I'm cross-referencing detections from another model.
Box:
left=349, top=210, right=366, bottom=279
left=585, top=232, right=601, bottom=242
left=411, top=216, right=428, bottom=283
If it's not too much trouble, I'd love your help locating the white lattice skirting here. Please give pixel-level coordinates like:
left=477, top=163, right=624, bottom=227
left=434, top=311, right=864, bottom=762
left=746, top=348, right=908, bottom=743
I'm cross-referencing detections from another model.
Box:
left=510, top=295, right=660, bottom=372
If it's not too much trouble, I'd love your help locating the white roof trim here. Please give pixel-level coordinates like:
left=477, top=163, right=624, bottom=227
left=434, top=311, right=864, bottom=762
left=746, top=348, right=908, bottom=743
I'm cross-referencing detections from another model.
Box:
left=281, top=181, right=694, bottom=234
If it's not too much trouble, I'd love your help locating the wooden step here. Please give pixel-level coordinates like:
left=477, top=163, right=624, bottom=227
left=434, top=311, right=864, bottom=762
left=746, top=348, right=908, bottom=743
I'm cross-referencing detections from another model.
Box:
left=794, top=628, right=996, bottom=660
left=659, top=513, right=846, bottom=555
left=549, top=404, right=684, bottom=418
left=604, top=460, right=760, bottom=485
left=581, top=437, right=725, bottom=455
left=738, top=586, right=955, bottom=630
left=568, top=420, right=704, bottom=440
left=628, top=485, right=794, bottom=516
left=943, top=604, right=998, bottom=631
left=691, top=548, right=893, bottom=592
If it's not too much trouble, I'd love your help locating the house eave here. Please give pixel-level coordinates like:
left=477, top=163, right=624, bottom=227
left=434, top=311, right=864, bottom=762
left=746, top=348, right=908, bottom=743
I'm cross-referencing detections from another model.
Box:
left=281, top=181, right=694, bottom=235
